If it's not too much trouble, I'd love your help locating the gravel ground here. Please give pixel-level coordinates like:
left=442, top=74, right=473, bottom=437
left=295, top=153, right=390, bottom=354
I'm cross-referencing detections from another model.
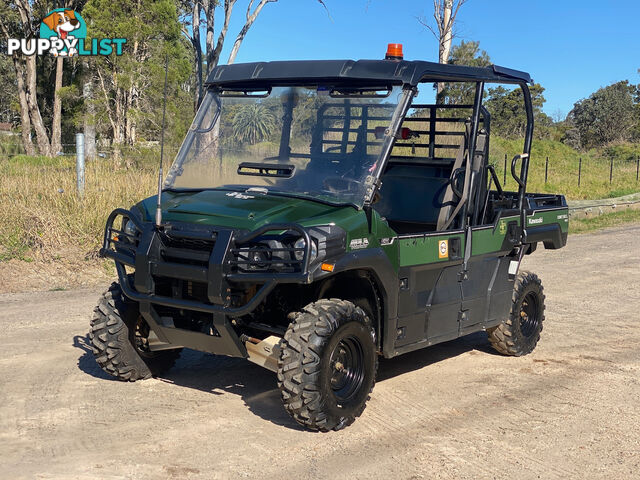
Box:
left=0, top=224, right=639, bottom=480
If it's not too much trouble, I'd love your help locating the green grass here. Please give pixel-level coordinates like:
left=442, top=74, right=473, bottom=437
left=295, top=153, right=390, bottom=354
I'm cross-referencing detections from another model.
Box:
left=490, top=138, right=640, bottom=200
left=569, top=209, right=640, bottom=234
left=607, top=187, right=639, bottom=198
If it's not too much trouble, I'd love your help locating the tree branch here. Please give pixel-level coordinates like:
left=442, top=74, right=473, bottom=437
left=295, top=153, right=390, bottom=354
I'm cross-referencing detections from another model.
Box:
left=227, top=0, right=275, bottom=64
left=211, top=0, right=238, bottom=68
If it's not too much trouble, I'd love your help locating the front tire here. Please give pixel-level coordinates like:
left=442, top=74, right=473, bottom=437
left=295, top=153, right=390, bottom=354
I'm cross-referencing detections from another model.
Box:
left=90, top=282, right=181, bottom=381
left=277, top=299, right=377, bottom=432
left=487, top=270, right=545, bottom=356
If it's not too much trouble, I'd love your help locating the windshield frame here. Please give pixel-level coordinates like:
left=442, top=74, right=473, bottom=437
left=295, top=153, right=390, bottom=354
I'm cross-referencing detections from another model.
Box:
left=164, top=83, right=416, bottom=209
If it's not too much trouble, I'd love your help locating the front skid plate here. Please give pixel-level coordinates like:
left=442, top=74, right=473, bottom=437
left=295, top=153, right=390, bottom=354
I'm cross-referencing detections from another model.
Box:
left=139, top=302, right=248, bottom=358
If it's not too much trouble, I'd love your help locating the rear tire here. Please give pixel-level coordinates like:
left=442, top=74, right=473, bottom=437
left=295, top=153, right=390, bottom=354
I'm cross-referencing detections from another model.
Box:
left=277, top=299, right=377, bottom=432
left=90, top=282, right=181, bottom=381
left=488, top=270, right=545, bottom=356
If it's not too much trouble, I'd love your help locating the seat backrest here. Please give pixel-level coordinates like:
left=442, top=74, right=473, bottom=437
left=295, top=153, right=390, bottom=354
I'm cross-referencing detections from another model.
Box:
left=470, top=129, right=489, bottom=223
left=375, top=164, right=451, bottom=230
left=436, top=127, right=469, bottom=231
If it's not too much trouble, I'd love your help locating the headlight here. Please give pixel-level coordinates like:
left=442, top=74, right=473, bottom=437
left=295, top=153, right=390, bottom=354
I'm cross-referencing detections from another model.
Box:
left=294, top=237, right=317, bottom=263
left=123, top=218, right=139, bottom=238
left=237, top=245, right=272, bottom=271
left=248, top=245, right=270, bottom=269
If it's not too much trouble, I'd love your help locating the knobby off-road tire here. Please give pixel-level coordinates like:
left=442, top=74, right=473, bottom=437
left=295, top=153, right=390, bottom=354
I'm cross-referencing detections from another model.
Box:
left=90, top=282, right=181, bottom=381
left=277, top=299, right=378, bottom=432
left=488, top=270, right=545, bottom=356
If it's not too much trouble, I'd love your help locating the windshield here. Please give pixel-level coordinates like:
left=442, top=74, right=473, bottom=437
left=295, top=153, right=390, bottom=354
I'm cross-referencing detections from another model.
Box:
left=164, top=85, right=405, bottom=206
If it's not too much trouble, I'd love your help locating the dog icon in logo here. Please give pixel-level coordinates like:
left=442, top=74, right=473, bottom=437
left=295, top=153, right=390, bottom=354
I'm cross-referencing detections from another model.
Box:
left=41, top=9, right=81, bottom=56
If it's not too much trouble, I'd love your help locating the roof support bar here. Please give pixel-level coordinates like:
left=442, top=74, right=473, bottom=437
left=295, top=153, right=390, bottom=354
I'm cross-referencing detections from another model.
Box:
left=517, top=82, right=535, bottom=244
left=460, top=81, right=485, bottom=229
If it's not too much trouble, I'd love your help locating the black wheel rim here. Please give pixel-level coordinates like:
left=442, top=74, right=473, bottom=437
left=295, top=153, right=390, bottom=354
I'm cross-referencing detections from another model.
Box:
left=519, top=292, right=541, bottom=338
left=329, top=335, right=366, bottom=404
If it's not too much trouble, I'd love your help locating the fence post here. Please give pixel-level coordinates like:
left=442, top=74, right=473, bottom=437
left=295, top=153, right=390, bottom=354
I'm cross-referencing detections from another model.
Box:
left=578, top=157, right=582, bottom=187
left=76, top=133, right=85, bottom=198
left=545, top=156, right=548, bottom=184
left=609, top=158, right=613, bottom=184
left=503, top=153, right=507, bottom=186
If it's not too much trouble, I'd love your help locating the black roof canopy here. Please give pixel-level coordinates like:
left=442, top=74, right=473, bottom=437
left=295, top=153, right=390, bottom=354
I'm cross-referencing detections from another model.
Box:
left=205, top=59, right=532, bottom=88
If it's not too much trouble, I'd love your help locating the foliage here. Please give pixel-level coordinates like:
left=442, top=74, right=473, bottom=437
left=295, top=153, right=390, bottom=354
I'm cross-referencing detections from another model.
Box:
left=440, top=40, right=553, bottom=140
left=484, top=83, right=551, bottom=139
left=83, top=0, right=193, bottom=148
left=232, top=103, right=276, bottom=145
left=602, top=143, right=640, bottom=162
left=566, top=81, right=636, bottom=149
left=0, top=54, right=18, bottom=125
left=440, top=40, right=491, bottom=105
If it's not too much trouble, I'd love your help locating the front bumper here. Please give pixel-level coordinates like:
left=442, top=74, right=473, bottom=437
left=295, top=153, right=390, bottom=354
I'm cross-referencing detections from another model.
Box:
left=100, top=208, right=315, bottom=357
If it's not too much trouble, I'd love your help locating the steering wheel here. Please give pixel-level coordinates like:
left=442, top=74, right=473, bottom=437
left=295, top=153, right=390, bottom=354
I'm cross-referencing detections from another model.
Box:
left=322, top=176, right=362, bottom=193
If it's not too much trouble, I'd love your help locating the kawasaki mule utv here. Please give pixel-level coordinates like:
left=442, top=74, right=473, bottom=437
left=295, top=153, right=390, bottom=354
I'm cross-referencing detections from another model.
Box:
left=91, top=44, right=568, bottom=431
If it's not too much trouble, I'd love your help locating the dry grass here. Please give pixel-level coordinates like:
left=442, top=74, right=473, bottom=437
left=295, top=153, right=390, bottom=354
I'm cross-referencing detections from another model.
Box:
left=0, top=155, right=156, bottom=263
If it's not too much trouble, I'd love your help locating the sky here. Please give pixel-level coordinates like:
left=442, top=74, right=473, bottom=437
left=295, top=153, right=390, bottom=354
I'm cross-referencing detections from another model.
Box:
left=212, top=0, right=640, bottom=119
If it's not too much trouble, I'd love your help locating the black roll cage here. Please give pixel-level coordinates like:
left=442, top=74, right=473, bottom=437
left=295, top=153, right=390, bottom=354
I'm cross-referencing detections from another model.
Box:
left=204, top=58, right=535, bottom=239
left=359, top=80, right=533, bottom=239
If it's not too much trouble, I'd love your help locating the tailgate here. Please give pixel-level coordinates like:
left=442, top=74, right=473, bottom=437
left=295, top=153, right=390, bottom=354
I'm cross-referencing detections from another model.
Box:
left=523, top=193, right=569, bottom=249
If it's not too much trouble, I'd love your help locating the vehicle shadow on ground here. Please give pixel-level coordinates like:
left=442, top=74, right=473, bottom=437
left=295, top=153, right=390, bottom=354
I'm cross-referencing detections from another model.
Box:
left=159, top=349, right=307, bottom=430
left=73, top=330, right=495, bottom=430
left=377, top=331, right=497, bottom=381
left=73, top=334, right=119, bottom=381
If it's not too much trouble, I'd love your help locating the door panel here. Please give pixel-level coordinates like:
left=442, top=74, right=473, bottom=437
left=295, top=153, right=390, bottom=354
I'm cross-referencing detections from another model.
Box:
left=460, top=255, right=500, bottom=334
left=459, top=220, right=518, bottom=334
left=394, top=232, right=464, bottom=348
left=426, top=265, right=463, bottom=342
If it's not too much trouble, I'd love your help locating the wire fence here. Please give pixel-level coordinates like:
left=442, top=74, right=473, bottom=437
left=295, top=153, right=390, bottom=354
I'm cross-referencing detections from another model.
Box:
left=0, top=140, right=181, bottom=164
left=495, top=153, right=640, bottom=188
left=2, top=139, right=640, bottom=190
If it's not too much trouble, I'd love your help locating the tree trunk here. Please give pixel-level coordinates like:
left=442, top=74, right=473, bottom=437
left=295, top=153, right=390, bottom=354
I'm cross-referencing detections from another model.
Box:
left=113, top=73, right=124, bottom=166
left=125, top=40, right=139, bottom=147
left=12, top=1, right=51, bottom=156
left=192, top=0, right=203, bottom=108
left=96, top=68, right=118, bottom=143
left=436, top=0, right=453, bottom=97
left=211, top=0, right=236, bottom=66
left=440, top=0, right=453, bottom=64
left=83, top=70, right=97, bottom=161
left=204, top=0, right=216, bottom=76
left=50, top=56, right=64, bottom=156
left=24, top=51, right=51, bottom=156
left=12, top=57, right=35, bottom=156
left=227, top=0, right=273, bottom=64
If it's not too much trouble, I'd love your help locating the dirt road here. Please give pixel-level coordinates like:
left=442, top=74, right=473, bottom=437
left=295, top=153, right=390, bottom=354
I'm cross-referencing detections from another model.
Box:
left=1, top=225, right=639, bottom=480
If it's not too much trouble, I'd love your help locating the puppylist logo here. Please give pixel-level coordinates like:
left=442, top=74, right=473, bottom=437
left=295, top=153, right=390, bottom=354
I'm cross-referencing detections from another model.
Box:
left=6, top=8, right=126, bottom=57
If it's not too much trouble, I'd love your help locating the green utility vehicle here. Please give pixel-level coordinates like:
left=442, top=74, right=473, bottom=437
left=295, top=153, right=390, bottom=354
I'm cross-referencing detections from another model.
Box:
left=91, top=45, right=568, bottom=431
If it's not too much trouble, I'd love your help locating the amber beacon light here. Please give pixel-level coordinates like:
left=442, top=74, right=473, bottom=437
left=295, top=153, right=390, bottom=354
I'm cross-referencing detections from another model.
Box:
left=385, top=43, right=404, bottom=60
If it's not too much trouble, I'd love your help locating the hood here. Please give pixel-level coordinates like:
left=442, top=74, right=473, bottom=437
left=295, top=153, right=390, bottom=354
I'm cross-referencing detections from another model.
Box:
left=137, top=189, right=352, bottom=230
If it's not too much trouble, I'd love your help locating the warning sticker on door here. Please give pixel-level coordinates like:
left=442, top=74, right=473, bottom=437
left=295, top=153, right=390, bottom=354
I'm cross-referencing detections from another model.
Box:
left=438, top=239, right=449, bottom=259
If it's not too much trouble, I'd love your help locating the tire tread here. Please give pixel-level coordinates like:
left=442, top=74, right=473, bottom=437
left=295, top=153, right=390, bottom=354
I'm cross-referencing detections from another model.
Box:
left=277, top=299, right=377, bottom=432
left=90, top=282, right=181, bottom=381
left=487, top=270, right=545, bottom=356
